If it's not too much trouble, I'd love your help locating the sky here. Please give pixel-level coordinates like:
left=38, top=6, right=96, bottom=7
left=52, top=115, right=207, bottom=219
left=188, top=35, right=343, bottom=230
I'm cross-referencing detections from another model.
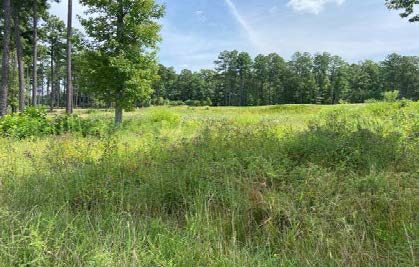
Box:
left=51, top=0, right=419, bottom=71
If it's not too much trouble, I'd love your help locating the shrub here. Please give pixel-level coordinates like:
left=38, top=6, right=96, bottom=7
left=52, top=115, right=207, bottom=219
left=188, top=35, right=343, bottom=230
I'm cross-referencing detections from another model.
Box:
left=139, top=99, right=152, bottom=107
left=338, top=99, right=350, bottom=104
left=383, top=90, right=399, bottom=102
left=0, top=107, right=52, bottom=138
left=147, top=109, right=181, bottom=125
left=179, top=99, right=213, bottom=106
left=151, top=97, right=168, bottom=106
left=202, top=97, right=213, bottom=106
left=0, top=108, right=111, bottom=139
left=52, top=115, right=83, bottom=135
left=364, top=98, right=378, bottom=103
left=169, top=100, right=185, bottom=106
left=185, top=100, right=202, bottom=107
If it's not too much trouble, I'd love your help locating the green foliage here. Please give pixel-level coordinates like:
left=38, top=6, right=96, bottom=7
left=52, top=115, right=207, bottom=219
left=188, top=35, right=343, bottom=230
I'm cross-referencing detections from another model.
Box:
left=52, top=115, right=111, bottom=137
left=185, top=99, right=202, bottom=107
left=364, top=98, right=378, bottom=103
left=147, top=108, right=181, bottom=125
left=286, top=109, right=411, bottom=172
left=168, top=100, right=186, bottom=106
left=0, top=103, right=417, bottom=265
left=386, top=0, right=419, bottom=22
left=78, top=0, right=164, bottom=123
left=0, top=108, right=112, bottom=139
left=151, top=96, right=167, bottom=106
left=154, top=52, right=419, bottom=107
left=149, top=98, right=211, bottom=107
left=0, top=108, right=52, bottom=138
left=383, top=90, right=400, bottom=102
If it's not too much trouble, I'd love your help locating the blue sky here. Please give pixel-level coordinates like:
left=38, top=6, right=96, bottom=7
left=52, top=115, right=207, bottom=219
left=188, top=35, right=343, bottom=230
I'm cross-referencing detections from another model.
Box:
left=51, top=0, right=419, bottom=71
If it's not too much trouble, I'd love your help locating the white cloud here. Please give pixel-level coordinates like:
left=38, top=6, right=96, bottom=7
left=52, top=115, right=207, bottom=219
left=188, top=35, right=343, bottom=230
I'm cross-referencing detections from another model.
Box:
left=223, top=0, right=267, bottom=51
left=287, top=0, right=345, bottom=14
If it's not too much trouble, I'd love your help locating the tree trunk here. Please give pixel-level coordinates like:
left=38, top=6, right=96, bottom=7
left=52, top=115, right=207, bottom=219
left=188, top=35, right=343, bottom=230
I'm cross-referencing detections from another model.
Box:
left=66, top=0, right=73, bottom=114
left=0, top=0, right=11, bottom=116
left=10, top=52, right=17, bottom=113
left=32, top=0, right=38, bottom=106
left=50, top=44, right=54, bottom=111
left=26, top=64, right=30, bottom=90
left=114, top=1, right=125, bottom=124
left=57, top=80, right=60, bottom=107
left=115, top=103, right=123, bottom=125
left=40, top=63, right=44, bottom=105
left=13, top=10, right=26, bottom=112
left=46, top=71, right=50, bottom=104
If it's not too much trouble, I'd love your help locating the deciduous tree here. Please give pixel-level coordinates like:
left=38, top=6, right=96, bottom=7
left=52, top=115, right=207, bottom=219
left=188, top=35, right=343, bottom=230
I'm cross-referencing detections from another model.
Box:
left=79, top=0, right=164, bottom=124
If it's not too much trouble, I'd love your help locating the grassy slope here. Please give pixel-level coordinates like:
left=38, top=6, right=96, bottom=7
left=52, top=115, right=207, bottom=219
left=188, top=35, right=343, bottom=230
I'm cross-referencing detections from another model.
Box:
left=0, top=103, right=418, bottom=266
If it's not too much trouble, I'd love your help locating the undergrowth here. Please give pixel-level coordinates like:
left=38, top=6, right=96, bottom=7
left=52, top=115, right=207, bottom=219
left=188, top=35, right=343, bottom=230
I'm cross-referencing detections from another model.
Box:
left=0, top=102, right=417, bottom=266
left=0, top=107, right=112, bottom=139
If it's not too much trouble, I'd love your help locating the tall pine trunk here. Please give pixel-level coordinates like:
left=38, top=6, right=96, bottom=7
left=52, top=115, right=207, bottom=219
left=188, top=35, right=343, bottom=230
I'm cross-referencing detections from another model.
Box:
left=0, top=0, right=11, bottom=116
left=10, top=52, right=17, bottom=113
left=50, top=44, right=54, bottom=111
left=32, top=0, right=38, bottom=106
left=40, top=63, right=44, bottom=104
left=66, top=0, right=73, bottom=114
left=13, top=10, right=26, bottom=112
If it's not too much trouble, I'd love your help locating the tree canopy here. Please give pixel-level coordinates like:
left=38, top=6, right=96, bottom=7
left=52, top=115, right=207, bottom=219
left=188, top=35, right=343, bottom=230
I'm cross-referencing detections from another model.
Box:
left=386, top=0, right=419, bottom=22
left=151, top=51, right=419, bottom=106
left=78, top=0, right=164, bottom=124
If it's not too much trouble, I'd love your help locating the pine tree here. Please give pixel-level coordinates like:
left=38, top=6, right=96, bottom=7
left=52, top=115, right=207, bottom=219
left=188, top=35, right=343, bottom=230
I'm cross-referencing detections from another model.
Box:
left=0, top=0, right=11, bottom=116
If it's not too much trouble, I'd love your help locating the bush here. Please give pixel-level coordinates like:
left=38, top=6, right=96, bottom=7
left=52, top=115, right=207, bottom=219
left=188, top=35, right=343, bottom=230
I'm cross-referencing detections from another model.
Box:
left=151, top=97, right=169, bottom=106
left=202, top=97, right=213, bottom=106
left=0, top=108, right=111, bottom=139
left=185, top=100, right=203, bottom=107
left=169, top=100, right=185, bottom=106
left=383, top=90, right=399, bottom=102
left=139, top=99, right=152, bottom=107
left=338, top=99, right=350, bottom=104
left=364, top=98, right=378, bottom=103
left=0, top=108, right=52, bottom=138
left=52, top=115, right=83, bottom=135
left=185, top=100, right=199, bottom=106
left=147, top=109, right=181, bottom=125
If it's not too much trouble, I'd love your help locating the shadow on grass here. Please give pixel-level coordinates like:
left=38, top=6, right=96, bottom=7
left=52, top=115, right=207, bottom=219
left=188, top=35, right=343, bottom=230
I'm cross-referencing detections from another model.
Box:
left=0, top=112, right=417, bottom=266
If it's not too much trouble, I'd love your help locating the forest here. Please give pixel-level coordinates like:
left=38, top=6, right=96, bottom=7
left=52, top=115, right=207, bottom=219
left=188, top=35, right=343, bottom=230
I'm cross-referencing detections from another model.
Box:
left=0, top=0, right=418, bottom=266
left=154, top=52, right=419, bottom=106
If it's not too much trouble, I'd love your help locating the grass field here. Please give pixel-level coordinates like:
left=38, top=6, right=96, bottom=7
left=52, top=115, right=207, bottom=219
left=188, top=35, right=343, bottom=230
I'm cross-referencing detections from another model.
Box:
left=0, top=102, right=418, bottom=266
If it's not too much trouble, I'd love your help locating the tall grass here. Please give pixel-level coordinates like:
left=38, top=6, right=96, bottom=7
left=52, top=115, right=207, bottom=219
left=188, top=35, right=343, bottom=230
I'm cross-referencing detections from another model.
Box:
left=0, top=102, right=417, bottom=266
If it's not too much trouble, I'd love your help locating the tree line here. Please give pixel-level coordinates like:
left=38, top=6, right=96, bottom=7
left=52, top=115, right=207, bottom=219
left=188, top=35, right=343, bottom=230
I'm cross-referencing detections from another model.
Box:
left=153, top=51, right=419, bottom=106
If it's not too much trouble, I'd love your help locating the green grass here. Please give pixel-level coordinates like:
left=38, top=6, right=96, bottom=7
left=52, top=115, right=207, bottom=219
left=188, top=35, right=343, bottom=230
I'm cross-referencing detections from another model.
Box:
left=0, top=102, right=418, bottom=266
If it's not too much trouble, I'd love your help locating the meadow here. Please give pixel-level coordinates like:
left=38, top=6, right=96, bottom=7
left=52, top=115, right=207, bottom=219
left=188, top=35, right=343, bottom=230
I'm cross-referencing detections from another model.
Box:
left=0, top=102, right=418, bottom=266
